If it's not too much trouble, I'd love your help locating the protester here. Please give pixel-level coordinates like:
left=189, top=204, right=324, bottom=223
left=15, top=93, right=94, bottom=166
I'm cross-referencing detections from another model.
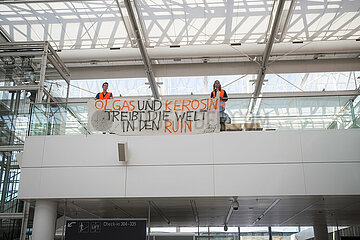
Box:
left=210, top=80, right=228, bottom=131
left=95, top=82, right=113, bottom=99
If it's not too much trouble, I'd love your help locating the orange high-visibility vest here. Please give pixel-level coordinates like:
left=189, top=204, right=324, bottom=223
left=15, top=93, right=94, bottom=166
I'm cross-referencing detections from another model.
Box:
left=212, top=89, right=225, bottom=108
left=99, top=92, right=112, bottom=99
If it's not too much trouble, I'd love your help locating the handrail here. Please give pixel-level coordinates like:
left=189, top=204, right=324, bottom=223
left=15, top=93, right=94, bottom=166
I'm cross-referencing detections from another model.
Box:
left=26, top=90, right=360, bottom=105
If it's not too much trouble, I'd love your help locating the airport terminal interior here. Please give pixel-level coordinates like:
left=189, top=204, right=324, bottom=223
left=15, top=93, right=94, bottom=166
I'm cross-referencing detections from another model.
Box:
left=0, top=0, right=360, bottom=239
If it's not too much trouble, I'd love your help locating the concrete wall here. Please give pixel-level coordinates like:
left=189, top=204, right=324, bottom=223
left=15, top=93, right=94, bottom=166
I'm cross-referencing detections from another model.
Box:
left=18, top=130, right=360, bottom=199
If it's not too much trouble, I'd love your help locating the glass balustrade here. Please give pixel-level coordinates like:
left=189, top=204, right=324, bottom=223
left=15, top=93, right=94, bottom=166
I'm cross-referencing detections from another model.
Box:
left=27, top=95, right=359, bottom=136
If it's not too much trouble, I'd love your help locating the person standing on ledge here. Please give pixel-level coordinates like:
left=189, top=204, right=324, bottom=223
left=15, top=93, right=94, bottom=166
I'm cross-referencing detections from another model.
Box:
left=95, top=82, right=113, bottom=99
left=210, top=80, right=228, bottom=131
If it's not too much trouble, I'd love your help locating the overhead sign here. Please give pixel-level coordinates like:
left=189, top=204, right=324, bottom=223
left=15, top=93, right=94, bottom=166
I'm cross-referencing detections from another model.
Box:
left=87, top=98, right=220, bottom=135
left=65, top=219, right=146, bottom=240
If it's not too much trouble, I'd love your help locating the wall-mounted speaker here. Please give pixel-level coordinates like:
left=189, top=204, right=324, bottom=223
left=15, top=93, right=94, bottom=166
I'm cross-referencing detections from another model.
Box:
left=118, top=143, right=128, bottom=162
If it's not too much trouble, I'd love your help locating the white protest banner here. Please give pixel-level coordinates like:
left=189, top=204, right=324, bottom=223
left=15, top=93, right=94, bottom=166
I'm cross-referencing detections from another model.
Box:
left=87, top=98, right=220, bottom=135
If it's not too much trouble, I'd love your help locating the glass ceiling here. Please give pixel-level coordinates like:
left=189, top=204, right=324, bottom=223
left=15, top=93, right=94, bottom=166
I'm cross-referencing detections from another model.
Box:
left=0, top=0, right=130, bottom=49
left=2, top=0, right=359, bottom=49
left=1, top=0, right=359, bottom=99
left=285, top=0, right=360, bottom=42
left=137, top=0, right=273, bottom=46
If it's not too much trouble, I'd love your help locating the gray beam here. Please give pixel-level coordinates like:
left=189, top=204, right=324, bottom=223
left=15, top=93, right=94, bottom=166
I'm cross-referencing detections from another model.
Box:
left=253, top=0, right=286, bottom=98
left=0, top=85, right=39, bottom=91
left=278, top=0, right=296, bottom=42
left=65, top=90, right=360, bottom=103
left=190, top=200, right=199, bottom=226
left=37, top=42, right=49, bottom=103
left=116, top=0, right=136, bottom=48
left=260, top=90, right=360, bottom=98
left=149, top=201, right=170, bottom=224
left=122, top=0, right=160, bottom=99
left=0, top=145, right=24, bottom=152
left=68, top=58, right=360, bottom=80
left=0, top=213, right=24, bottom=219
left=0, top=26, right=12, bottom=42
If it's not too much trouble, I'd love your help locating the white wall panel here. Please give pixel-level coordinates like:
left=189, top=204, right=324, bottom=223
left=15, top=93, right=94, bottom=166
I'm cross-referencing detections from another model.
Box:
left=126, top=165, right=214, bottom=197
left=214, top=164, right=306, bottom=196
left=18, top=168, right=41, bottom=199
left=38, top=167, right=126, bottom=199
left=214, top=131, right=302, bottom=164
left=21, top=136, right=45, bottom=168
left=303, top=163, right=360, bottom=195
left=42, top=135, right=128, bottom=167
left=127, top=134, right=212, bottom=165
left=300, top=130, right=360, bottom=163
left=19, top=130, right=360, bottom=199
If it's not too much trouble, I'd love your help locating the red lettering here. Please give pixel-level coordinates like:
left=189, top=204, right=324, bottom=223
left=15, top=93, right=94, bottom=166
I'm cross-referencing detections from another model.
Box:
left=113, top=100, right=121, bottom=110
left=182, top=100, right=191, bottom=111
left=129, top=100, right=136, bottom=111
left=164, top=120, right=192, bottom=134
left=164, top=120, right=172, bottom=133
left=165, top=100, right=173, bottom=111
left=104, top=99, right=112, bottom=111
left=122, top=100, right=130, bottom=111
left=191, top=99, right=199, bottom=110
left=172, top=121, right=179, bottom=133
left=200, top=99, right=208, bottom=110
left=174, top=100, right=181, bottom=111
left=95, top=100, right=104, bottom=109
left=185, top=121, right=192, bottom=133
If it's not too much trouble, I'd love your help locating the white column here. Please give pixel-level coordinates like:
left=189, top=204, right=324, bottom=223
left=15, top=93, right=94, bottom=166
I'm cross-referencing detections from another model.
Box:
left=32, top=200, right=57, bottom=240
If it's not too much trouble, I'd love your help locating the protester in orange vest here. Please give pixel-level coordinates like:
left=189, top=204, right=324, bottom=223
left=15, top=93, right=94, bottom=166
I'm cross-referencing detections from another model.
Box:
left=95, top=82, right=113, bottom=99
left=210, top=80, right=228, bottom=131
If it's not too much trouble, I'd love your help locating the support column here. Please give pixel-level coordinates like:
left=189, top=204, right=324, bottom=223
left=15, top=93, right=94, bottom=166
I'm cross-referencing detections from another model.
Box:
left=314, top=225, right=329, bottom=240
left=32, top=200, right=57, bottom=240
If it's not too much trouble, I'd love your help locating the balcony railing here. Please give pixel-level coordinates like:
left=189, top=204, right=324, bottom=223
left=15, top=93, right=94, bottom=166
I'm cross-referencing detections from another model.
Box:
left=27, top=95, right=360, bottom=136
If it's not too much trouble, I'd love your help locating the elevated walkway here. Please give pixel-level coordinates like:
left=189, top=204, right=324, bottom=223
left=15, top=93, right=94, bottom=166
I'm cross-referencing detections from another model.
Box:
left=19, top=129, right=360, bottom=199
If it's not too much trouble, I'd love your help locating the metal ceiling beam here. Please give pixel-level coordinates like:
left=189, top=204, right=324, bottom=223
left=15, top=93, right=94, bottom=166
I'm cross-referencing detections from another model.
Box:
left=116, top=0, right=136, bottom=48
left=247, top=0, right=286, bottom=115
left=53, top=90, right=360, bottom=103
left=253, top=0, right=286, bottom=98
left=121, top=0, right=160, bottom=99
left=300, top=73, right=310, bottom=89
left=0, top=26, right=12, bottom=42
left=277, top=0, right=296, bottom=42
left=190, top=200, right=199, bottom=226
left=0, top=145, right=24, bottom=152
left=0, top=213, right=24, bottom=219
left=67, top=58, right=360, bottom=80
left=0, top=85, right=39, bottom=91
left=58, top=40, right=360, bottom=62
left=149, top=201, right=170, bottom=224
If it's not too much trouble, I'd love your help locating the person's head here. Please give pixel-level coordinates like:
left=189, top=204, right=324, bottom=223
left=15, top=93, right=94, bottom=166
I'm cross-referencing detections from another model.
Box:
left=213, top=80, right=221, bottom=90
left=102, top=82, right=109, bottom=92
